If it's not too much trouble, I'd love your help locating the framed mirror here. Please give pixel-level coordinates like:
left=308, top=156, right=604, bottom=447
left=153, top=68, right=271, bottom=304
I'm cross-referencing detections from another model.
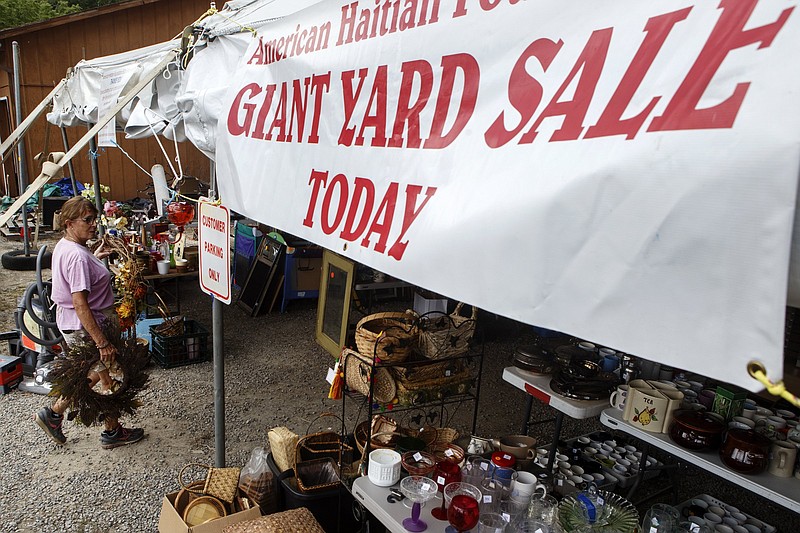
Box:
left=316, top=250, right=355, bottom=357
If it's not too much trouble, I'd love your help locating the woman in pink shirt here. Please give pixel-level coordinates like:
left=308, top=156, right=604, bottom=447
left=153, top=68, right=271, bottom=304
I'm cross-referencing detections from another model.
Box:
left=35, top=196, right=144, bottom=449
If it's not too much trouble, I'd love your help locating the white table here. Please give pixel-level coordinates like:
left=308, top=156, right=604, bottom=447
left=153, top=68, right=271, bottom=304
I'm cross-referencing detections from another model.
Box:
left=600, top=408, right=800, bottom=513
left=352, top=476, right=451, bottom=533
left=503, top=366, right=609, bottom=470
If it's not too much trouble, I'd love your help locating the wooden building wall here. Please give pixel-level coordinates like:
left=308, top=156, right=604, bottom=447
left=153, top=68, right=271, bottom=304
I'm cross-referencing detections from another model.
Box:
left=0, top=0, right=214, bottom=202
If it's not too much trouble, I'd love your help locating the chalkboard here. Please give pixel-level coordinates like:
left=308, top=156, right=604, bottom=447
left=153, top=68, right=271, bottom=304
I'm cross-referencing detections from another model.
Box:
left=237, top=236, right=285, bottom=316
left=315, top=250, right=355, bottom=357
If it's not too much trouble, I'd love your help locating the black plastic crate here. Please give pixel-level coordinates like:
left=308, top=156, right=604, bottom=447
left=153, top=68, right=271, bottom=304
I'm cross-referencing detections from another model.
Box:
left=280, top=469, right=359, bottom=533
left=149, top=319, right=209, bottom=368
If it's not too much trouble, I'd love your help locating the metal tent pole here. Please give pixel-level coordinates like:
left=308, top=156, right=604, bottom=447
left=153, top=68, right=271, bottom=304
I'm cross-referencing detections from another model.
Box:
left=12, top=42, right=30, bottom=255
left=88, top=134, right=104, bottom=238
left=210, top=160, right=225, bottom=468
left=60, top=127, right=79, bottom=196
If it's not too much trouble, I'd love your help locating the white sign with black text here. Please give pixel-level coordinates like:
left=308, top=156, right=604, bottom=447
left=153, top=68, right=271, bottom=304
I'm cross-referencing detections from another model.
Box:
left=198, top=201, right=232, bottom=304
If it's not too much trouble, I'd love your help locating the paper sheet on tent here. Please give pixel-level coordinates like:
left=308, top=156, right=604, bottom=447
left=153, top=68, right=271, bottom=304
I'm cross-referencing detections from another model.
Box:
left=208, top=0, right=800, bottom=391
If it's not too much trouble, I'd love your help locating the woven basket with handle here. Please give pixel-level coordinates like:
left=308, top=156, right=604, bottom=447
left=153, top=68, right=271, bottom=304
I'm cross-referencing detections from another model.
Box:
left=342, top=348, right=397, bottom=403
left=295, top=413, right=353, bottom=468
left=355, top=310, right=418, bottom=363
left=178, top=463, right=241, bottom=504
left=417, top=303, right=477, bottom=359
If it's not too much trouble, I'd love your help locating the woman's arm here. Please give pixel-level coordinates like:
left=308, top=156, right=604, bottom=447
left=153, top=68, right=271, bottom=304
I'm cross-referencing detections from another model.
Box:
left=72, top=290, right=117, bottom=363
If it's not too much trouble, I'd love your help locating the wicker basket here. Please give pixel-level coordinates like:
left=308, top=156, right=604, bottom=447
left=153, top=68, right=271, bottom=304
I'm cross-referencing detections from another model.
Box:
left=178, top=463, right=242, bottom=504
left=417, top=303, right=477, bottom=359
left=267, top=426, right=298, bottom=473
left=429, top=442, right=465, bottom=464
left=342, top=348, right=396, bottom=403
left=295, top=413, right=353, bottom=468
left=354, top=415, right=403, bottom=455
left=392, top=358, right=465, bottom=383
left=294, top=457, right=341, bottom=493
left=221, top=508, right=325, bottom=533
left=395, top=365, right=474, bottom=406
left=153, top=315, right=185, bottom=337
left=355, top=310, right=418, bottom=363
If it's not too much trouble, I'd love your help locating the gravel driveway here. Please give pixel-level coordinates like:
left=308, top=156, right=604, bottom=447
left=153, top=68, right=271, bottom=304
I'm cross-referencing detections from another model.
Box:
left=0, top=233, right=796, bottom=531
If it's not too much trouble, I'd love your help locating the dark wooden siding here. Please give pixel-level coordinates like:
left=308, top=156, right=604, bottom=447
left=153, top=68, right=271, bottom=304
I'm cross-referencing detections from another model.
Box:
left=0, top=0, right=214, bottom=201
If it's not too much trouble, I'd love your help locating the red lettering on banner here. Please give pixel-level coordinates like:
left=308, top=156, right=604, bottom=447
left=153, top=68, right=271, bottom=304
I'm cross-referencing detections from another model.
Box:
left=356, top=66, right=389, bottom=147
left=389, top=60, right=433, bottom=149
left=649, top=0, right=793, bottom=131
left=484, top=39, right=562, bottom=148
left=337, top=0, right=441, bottom=46
left=486, top=1, right=792, bottom=146
left=227, top=83, right=262, bottom=136
left=251, top=84, right=277, bottom=140
left=387, top=184, right=438, bottom=260
left=304, top=169, right=436, bottom=259
left=361, top=182, right=398, bottom=253
left=303, top=169, right=328, bottom=228
left=342, top=54, right=479, bottom=149
left=424, top=53, right=479, bottom=149
left=520, top=28, right=613, bottom=144
left=339, top=68, right=369, bottom=146
left=585, top=8, right=691, bottom=140
left=340, top=178, right=376, bottom=240
left=321, top=173, right=349, bottom=234
left=227, top=74, right=331, bottom=144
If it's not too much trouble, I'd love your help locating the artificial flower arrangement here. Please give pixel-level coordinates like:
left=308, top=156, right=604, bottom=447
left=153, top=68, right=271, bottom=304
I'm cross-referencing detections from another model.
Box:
left=80, top=182, right=110, bottom=205
left=101, top=200, right=132, bottom=233
left=94, top=234, right=148, bottom=330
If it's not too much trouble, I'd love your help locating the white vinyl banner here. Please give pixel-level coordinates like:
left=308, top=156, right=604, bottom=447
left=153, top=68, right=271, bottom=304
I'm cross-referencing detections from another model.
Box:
left=215, top=0, right=800, bottom=390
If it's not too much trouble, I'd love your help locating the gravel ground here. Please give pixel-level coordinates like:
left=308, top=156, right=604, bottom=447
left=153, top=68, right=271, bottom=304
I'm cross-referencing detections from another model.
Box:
left=0, top=232, right=797, bottom=531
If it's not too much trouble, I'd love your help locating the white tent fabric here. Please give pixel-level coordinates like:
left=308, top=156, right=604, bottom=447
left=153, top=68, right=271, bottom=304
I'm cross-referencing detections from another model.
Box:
left=45, top=0, right=800, bottom=391
left=47, top=40, right=183, bottom=135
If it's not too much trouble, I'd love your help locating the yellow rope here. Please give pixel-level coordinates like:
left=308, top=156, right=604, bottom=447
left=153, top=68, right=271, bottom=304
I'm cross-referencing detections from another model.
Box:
left=213, top=11, right=258, bottom=36
left=172, top=192, right=222, bottom=206
left=748, top=361, right=800, bottom=407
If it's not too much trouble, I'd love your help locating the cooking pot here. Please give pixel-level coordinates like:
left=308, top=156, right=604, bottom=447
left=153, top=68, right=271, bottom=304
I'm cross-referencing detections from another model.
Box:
left=719, top=428, right=771, bottom=474
left=668, top=410, right=725, bottom=451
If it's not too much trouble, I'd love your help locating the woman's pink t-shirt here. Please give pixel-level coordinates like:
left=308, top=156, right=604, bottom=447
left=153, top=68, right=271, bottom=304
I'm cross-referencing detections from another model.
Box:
left=51, top=238, right=115, bottom=331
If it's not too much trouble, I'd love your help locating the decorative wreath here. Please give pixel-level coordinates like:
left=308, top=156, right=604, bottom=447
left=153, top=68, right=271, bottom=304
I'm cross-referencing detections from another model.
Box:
left=48, top=323, right=150, bottom=427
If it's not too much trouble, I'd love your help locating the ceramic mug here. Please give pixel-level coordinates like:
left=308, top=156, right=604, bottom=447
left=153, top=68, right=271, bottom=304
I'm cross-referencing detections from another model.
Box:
left=788, top=436, right=800, bottom=479
left=609, top=385, right=629, bottom=410
left=764, top=416, right=787, bottom=438
left=767, top=440, right=797, bottom=477
left=492, top=434, right=537, bottom=460
left=510, top=470, right=538, bottom=499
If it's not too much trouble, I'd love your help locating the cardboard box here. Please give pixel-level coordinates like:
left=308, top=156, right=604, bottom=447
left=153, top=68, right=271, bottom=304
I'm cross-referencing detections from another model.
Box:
left=414, top=291, right=448, bottom=316
left=294, top=257, right=322, bottom=292
left=158, top=492, right=261, bottom=533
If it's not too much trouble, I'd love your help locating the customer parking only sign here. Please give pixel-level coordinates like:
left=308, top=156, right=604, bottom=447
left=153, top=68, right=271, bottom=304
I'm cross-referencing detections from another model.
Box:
left=198, top=201, right=231, bottom=304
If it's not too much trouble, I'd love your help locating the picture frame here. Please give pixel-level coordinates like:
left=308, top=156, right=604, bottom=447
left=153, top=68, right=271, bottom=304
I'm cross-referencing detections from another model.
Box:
left=315, top=249, right=355, bottom=357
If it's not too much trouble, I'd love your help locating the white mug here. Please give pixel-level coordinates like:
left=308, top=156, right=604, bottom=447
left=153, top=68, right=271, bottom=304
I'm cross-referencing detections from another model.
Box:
left=511, top=470, right=538, bottom=499
left=609, top=385, right=629, bottom=410
left=767, top=440, right=797, bottom=478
